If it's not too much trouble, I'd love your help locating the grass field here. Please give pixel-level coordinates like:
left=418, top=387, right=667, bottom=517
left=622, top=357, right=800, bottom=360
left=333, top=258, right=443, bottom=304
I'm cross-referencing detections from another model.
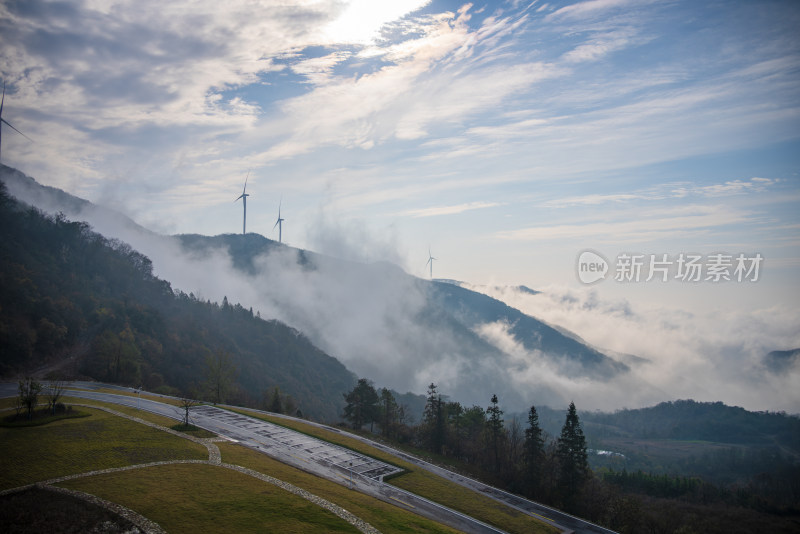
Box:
left=0, top=398, right=463, bottom=532
left=59, top=463, right=361, bottom=534
left=0, top=394, right=187, bottom=430
left=0, top=406, right=208, bottom=490
left=1, top=407, right=90, bottom=427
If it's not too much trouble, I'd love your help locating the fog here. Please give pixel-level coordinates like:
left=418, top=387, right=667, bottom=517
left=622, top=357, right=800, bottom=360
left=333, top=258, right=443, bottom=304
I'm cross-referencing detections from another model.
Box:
left=5, top=167, right=799, bottom=414
left=468, top=283, right=800, bottom=413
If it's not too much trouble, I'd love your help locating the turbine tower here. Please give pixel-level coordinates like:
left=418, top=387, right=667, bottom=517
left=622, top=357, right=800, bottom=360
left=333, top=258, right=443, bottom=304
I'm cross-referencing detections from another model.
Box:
left=426, top=248, right=437, bottom=279
left=235, top=172, right=250, bottom=235
left=0, top=81, right=33, bottom=162
left=273, top=199, right=285, bottom=243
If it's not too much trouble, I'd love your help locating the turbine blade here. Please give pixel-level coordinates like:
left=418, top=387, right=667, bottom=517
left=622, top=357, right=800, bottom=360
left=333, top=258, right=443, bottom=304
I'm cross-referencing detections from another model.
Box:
left=241, top=170, right=250, bottom=195
left=0, top=82, right=4, bottom=116
left=1, top=118, right=33, bottom=142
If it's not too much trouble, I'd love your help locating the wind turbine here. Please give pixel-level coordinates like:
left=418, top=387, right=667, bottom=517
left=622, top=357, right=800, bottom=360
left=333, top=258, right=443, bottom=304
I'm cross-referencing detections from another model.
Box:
left=0, top=81, right=33, bottom=162
left=426, top=248, right=437, bottom=279
left=235, top=171, right=250, bottom=235
left=273, top=198, right=285, bottom=243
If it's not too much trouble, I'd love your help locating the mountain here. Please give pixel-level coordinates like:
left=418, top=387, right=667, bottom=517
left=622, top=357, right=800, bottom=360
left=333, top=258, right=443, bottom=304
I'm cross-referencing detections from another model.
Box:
left=0, top=164, right=153, bottom=237
left=174, top=231, right=632, bottom=409
left=0, top=175, right=356, bottom=421
left=581, top=399, right=800, bottom=450
left=426, top=281, right=628, bottom=379
left=764, top=348, right=800, bottom=374
left=1, top=164, right=633, bottom=412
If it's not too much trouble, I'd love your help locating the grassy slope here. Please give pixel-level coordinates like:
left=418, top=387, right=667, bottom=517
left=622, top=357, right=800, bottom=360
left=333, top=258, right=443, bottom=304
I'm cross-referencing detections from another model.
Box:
left=220, top=443, right=460, bottom=534
left=59, top=463, right=361, bottom=534
left=0, top=406, right=208, bottom=489
left=0, top=398, right=462, bottom=533
left=0, top=395, right=557, bottom=533
left=231, top=408, right=559, bottom=534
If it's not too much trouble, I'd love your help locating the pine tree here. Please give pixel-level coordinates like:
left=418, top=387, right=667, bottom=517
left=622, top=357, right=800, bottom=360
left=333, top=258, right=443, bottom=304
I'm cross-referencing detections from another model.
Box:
left=423, top=383, right=446, bottom=454
left=523, top=405, right=546, bottom=498
left=556, top=401, right=590, bottom=508
left=379, top=388, right=399, bottom=438
left=268, top=386, right=284, bottom=414
left=343, top=378, right=379, bottom=430
left=486, top=394, right=505, bottom=470
left=447, top=401, right=465, bottom=458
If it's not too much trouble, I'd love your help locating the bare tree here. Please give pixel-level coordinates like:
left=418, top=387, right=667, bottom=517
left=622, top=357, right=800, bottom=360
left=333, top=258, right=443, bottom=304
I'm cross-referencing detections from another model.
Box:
left=204, top=349, right=235, bottom=405
left=178, top=395, right=201, bottom=427
left=13, top=390, right=24, bottom=419
left=45, top=378, right=66, bottom=414
left=18, top=377, right=42, bottom=420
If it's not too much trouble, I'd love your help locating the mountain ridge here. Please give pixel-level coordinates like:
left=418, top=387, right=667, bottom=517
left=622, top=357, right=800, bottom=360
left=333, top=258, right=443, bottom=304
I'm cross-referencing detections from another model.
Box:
left=2, top=164, right=652, bottom=412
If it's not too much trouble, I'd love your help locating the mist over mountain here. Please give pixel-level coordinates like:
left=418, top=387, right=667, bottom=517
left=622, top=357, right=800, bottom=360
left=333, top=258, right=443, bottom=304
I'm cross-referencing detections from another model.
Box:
left=3, top=164, right=799, bottom=414
left=764, top=349, right=800, bottom=374
left=0, top=176, right=356, bottom=420
left=468, top=283, right=800, bottom=413
left=2, top=164, right=638, bottom=412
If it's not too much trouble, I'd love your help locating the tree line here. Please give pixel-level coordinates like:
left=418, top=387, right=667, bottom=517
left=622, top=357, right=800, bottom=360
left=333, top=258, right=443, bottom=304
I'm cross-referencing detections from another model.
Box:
left=342, top=380, right=590, bottom=512
left=341, top=379, right=800, bottom=533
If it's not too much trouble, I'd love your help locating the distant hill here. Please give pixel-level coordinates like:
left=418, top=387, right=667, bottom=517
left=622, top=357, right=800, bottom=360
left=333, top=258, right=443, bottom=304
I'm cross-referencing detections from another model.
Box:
left=0, top=177, right=356, bottom=421
left=0, top=164, right=153, bottom=236
left=581, top=399, right=800, bottom=453
left=764, top=348, right=800, bottom=373
left=427, top=281, right=628, bottom=379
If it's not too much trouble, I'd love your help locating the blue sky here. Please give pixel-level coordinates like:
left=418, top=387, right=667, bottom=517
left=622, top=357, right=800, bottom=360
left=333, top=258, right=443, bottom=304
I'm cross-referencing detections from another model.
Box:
left=1, top=0, right=799, bottom=314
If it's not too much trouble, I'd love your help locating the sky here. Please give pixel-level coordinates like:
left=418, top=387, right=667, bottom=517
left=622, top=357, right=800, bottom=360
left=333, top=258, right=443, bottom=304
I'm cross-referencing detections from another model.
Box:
left=1, top=0, right=799, bottom=411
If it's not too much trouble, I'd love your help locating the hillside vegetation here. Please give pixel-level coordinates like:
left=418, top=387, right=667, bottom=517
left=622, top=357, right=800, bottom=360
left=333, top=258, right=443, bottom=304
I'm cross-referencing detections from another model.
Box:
left=0, top=181, right=355, bottom=421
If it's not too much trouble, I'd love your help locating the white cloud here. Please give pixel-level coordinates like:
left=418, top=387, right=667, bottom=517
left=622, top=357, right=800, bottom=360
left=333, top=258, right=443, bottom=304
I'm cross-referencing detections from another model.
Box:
left=547, top=0, right=648, bottom=21
left=540, top=177, right=780, bottom=208
left=541, top=193, right=644, bottom=208
left=468, top=283, right=800, bottom=412
left=322, top=0, right=432, bottom=45
left=561, top=29, right=639, bottom=63
left=496, top=204, right=752, bottom=242
left=290, top=51, right=352, bottom=85
left=400, top=201, right=502, bottom=218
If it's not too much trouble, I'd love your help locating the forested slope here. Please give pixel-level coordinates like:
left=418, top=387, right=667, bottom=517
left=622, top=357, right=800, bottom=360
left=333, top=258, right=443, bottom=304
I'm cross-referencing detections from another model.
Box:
left=0, top=182, right=356, bottom=421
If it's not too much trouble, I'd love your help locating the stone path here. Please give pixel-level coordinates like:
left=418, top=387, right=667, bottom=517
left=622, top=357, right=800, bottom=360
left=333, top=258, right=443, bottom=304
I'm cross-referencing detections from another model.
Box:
left=1, top=404, right=380, bottom=534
